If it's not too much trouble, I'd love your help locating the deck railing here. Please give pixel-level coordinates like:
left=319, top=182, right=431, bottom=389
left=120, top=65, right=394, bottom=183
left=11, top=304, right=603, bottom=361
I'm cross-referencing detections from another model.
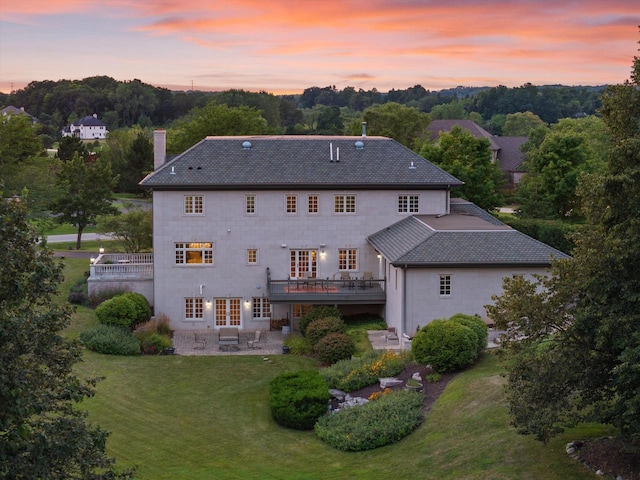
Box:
left=89, top=253, right=153, bottom=279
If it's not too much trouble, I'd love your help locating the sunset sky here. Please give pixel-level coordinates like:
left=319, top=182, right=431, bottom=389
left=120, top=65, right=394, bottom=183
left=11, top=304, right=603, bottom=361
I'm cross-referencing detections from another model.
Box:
left=1, top=1, right=638, bottom=95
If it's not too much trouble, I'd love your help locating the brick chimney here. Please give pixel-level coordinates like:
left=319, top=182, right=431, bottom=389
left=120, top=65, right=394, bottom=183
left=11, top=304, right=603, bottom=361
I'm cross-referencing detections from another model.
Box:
left=153, top=129, right=166, bottom=170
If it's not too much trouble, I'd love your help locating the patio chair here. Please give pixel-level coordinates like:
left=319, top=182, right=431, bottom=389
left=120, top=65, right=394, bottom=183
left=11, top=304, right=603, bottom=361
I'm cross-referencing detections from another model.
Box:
left=385, top=327, right=399, bottom=344
left=248, top=330, right=261, bottom=349
left=363, top=271, right=373, bottom=287
left=194, top=333, right=206, bottom=349
left=340, top=271, right=354, bottom=288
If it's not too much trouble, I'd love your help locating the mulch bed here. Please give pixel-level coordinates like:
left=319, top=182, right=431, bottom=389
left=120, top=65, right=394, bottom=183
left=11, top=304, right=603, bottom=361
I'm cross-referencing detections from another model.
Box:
left=576, top=437, right=640, bottom=480
left=335, top=363, right=455, bottom=413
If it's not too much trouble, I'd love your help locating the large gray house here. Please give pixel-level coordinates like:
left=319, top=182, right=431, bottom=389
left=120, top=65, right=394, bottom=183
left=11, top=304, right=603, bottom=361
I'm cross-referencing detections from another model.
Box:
left=92, top=131, right=568, bottom=340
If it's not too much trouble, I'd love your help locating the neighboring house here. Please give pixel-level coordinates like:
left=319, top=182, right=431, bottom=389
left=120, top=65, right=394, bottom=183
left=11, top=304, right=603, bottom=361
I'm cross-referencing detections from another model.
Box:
left=426, top=119, right=527, bottom=187
left=125, top=131, right=568, bottom=339
left=1, top=105, right=37, bottom=123
left=61, top=114, right=108, bottom=139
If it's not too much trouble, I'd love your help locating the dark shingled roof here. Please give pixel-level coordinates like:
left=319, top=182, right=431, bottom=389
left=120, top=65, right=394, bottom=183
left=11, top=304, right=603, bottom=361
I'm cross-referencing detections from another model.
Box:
left=140, top=136, right=463, bottom=190
left=368, top=212, right=571, bottom=267
left=73, top=115, right=106, bottom=127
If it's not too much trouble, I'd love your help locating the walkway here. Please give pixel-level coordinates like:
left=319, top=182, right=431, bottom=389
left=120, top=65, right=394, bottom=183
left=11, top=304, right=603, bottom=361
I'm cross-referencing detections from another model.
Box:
left=367, top=328, right=504, bottom=351
left=172, top=329, right=285, bottom=356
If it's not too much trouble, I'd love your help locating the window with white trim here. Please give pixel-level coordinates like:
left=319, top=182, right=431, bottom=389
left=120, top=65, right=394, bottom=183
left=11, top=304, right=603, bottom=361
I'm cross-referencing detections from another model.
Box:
left=185, top=297, right=204, bottom=321
left=398, top=194, right=419, bottom=213
left=245, top=194, right=256, bottom=215
left=247, top=249, right=258, bottom=265
left=338, top=248, right=358, bottom=271
left=334, top=194, right=356, bottom=214
left=175, top=242, right=214, bottom=265
left=308, top=194, right=319, bottom=214
left=252, top=297, right=271, bottom=320
left=293, top=304, right=312, bottom=318
left=439, top=274, right=451, bottom=296
left=285, top=194, right=297, bottom=214
left=184, top=195, right=204, bottom=215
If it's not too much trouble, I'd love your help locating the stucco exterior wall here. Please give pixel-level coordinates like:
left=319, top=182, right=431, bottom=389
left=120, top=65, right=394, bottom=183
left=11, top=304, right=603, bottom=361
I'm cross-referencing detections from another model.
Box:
left=152, top=188, right=449, bottom=330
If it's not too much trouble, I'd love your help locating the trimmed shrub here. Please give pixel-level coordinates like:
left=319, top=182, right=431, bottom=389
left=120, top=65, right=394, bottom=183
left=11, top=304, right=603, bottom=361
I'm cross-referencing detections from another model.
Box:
left=412, top=319, right=478, bottom=373
left=305, top=316, right=345, bottom=346
left=80, top=324, right=141, bottom=355
left=95, top=295, right=139, bottom=329
left=321, top=350, right=410, bottom=391
left=269, top=370, right=330, bottom=430
left=88, top=287, right=129, bottom=308
left=136, top=331, right=172, bottom=354
left=299, top=306, right=342, bottom=336
left=121, top=292, right=151, bottom=326
left=315, top=390, right=423, bottom=451
left=283, top=334, right=313, bottom=355
left=314, top=332, right=355, bottom=365
left=450, top=313, right=488, bottom=355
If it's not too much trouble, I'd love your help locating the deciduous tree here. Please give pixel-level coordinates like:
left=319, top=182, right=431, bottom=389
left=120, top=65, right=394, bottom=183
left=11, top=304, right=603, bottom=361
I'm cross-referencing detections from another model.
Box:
left=0, top=196, right=134, bottom=479
left=353, top=102, right=430, bottom=149
left=51, top=155, right=118, bottom=249
left=96, top=203, right=152, bottom=252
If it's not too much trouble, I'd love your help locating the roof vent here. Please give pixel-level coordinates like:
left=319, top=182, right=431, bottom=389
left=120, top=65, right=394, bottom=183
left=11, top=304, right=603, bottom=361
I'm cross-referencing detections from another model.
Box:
left=170, top=166, right=176, bottom=175
left=409, top=161, right=417, bottom=170
left=355, top=140, right=364, bottom=150
left=242, top=141, right=252, bottom=150
left=362, top=122, right=367, bottom=138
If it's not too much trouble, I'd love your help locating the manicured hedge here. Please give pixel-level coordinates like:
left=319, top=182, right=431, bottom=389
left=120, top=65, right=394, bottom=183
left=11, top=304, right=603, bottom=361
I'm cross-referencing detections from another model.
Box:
left=315, top=390, right=424, bottom=451
left=121, top=292, right=151, bottom=326
left=412, top=319, right=478, bottom=373
left=449, top=313, right=488, bottom=355
left=95, top=295, right=138, bottom=329
left=80, top=324, right=141, bottom=355
left=269, top=370, right=330, bottom=430
left=299, top=306, right=342, bottom=336
left=314, top=332, right=355, bottom=365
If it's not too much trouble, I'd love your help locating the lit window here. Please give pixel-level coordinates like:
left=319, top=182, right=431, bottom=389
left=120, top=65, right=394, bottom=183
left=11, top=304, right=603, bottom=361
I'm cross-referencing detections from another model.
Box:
left=245, top=195, right=256, bottom=215
left=247, top=249, right=258, bottom=265
left=293, top=304, right=312, bottom=318
left=334, top=194, right=356, bottom=214
left=184, top=195, right=204, bottom=215
left=286, top=194, right=297, bottom=214
left=252, top=297, right=271, bottom=319
left=398, top=194, right=419, bottom=213
left=308, top=194, right=319, bottom=214
left=338, top=248, right=358, bottom=271
left=175, top=242, right=214, bottom=265
left=185, top=297, right=204, bottom=320
left=440, top=275, right=451, bottom=296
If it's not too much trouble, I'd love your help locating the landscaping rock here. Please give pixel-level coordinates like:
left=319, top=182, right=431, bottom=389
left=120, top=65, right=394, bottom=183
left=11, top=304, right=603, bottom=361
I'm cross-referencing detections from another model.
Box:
left=379, top=377, right=403, bottom=389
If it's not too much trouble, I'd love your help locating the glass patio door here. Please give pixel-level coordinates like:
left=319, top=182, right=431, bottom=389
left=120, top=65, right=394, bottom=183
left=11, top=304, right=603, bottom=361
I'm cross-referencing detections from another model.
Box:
left=214, top=298, right=241, bottom=327
left=290, top=250, right=317, bottom=279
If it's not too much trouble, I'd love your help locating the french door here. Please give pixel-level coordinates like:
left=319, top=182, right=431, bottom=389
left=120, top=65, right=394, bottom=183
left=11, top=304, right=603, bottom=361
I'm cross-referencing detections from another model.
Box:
left=214, top=298, right=241, bottom=327
left=290, top=249, right=317, bottom=279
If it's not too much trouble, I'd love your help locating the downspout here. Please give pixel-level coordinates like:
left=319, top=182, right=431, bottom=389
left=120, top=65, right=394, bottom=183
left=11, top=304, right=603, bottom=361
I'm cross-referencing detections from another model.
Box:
left=401, top=265, right=408, bottom=350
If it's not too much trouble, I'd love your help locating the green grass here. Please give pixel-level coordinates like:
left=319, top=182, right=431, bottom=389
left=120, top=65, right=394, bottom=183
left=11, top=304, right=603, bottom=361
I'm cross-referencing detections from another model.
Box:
left=46, top=223, right=97, bottom=235
left=60, top=262, right=608, bottom=479
left=52, top=240, right=123, bottom=252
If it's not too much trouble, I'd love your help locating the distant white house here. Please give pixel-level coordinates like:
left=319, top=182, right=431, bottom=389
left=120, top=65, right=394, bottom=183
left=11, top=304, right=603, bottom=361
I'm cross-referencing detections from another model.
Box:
left=1, top=105, right=37, bottom=124
left=61, top=114, right=108, bottom=140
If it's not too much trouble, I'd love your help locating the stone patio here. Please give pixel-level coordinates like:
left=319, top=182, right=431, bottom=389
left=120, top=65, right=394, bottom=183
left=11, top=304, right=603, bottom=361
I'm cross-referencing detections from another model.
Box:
left=171, top=329, right=285, bottom=356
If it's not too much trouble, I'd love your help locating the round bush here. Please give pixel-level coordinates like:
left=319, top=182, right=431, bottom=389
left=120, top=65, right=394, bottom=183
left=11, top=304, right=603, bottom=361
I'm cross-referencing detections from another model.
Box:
left=299, top=306, right=342, bottom=336
left=449, top=313, right=488, bottom=355
left=121, top=292, right=151, bottom=325
left=314, top=332, right=355, bottom=365
left=411, top=319, right=478, bottom=373
left=269, top=370, right=330, bottom=430
left=305, top=316, right=345, bottom=346
left=315, top=390, right=423, bottom=451
left=79, top=324, right=141, bottom=355
left=95, top=295, right=138, bottom=329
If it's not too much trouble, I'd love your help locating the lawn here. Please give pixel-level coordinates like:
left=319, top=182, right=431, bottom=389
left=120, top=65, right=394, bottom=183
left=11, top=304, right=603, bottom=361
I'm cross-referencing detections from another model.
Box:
left=59, top=258, right=607, bottom=479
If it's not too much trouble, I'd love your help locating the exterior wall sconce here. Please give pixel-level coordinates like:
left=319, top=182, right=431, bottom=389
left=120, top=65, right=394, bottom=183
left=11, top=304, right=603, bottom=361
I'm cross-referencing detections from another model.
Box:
left=99, top=246, right=104, bottom=254
left=319, top=243, right=326, bottom=248
left=377, top=254, right=382, bottom=259
left=244, top=299, right=251, bottom=309
left=281, top=243, right=287, bottom=248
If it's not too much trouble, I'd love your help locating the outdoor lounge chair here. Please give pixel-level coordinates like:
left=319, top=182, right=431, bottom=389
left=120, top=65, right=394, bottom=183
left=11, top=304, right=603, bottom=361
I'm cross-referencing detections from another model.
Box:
left=248, top=330, right=261, bottom=349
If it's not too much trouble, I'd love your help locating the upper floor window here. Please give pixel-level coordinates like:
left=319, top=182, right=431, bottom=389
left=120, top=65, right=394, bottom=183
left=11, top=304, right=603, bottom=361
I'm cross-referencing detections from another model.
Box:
left=247, top=248, right=258, bottom=265
left=398, top=194, right=419, bottom=213
left=338, top=248, right=358, bottom=271
left=286, top=194, right=297, bottom=214
left=175, top=242, right=214, bottom=265
left=184, top=195, right=204, bottom=215
left=252, top=297, right=271, bottom=319
left=245, top=194, right=256, bottom=215
left=334, top=194, right=356, bottom=214
left=185, top=297, right=204, bottom=321
left=439, top=274, right=451, bottom=296
left=308, top=194, right=319, bottom=214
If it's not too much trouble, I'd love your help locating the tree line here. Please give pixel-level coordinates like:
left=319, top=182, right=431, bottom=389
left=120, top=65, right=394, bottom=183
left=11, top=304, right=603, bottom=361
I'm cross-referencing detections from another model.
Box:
left=0, top=77, right=605, bottom=142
